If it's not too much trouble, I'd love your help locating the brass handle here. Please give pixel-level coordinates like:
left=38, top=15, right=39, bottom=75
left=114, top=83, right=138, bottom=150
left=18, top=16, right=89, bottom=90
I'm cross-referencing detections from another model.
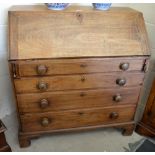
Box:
left=113, top=94, right=122, bottom=102
left=41, top=117, right=50, bottom=127
left=120, top=63, right=129, bottom=71
left=110, top=112, right=119, bottom=119
left=40, top=99, right=49, bottom=109
left=37, top=65, right=47, bottom=75
left=116, top=78, right=126, bottom=86
left=81, top=76, right=86, bottom=82
left=37, top=82, right=48, bottom=91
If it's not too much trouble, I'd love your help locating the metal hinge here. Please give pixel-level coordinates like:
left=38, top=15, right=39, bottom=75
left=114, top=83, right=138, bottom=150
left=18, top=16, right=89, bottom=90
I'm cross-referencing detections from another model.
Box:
left=142, top=58, right=150, bottom=72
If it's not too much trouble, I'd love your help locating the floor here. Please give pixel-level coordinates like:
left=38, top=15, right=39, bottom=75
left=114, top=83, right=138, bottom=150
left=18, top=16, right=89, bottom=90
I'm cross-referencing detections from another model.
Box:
left=2, top=112, right=145, bottom=152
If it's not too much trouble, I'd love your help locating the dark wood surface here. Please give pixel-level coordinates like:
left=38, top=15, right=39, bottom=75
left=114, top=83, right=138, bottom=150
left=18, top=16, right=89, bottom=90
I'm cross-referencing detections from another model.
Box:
left=0, top=120, right=11, bottom=152
left=136, top=79, right=155, bottom=137
left=8, top=5, right=150, bottom=147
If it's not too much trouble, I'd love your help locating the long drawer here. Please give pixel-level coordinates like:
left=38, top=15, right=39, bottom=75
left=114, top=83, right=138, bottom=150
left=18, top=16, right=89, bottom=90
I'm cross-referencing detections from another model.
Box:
left=10, top=57, right=146, bottom=77
left=17, top=87, right=141, bottom=113
left=20, top=105, right=136, bottom=132
left=14, top=72, right=144, bottom=93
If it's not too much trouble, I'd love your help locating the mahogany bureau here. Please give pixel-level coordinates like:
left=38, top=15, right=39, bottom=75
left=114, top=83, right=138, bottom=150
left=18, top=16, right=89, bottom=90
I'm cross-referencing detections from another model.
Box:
left=8, top=5, right=150, bottom=147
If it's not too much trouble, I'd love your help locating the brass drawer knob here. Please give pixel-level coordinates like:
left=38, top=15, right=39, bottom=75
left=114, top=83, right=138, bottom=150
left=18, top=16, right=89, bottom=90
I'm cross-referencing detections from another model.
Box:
left=113, top=94, right=122, bottom=102
left=37, top=65, right=47, bottom=75
left=41, top=117, right=50, bottom=127
left=37, top=82, right=48, bottom=91
left=120, top=63, right=129, bottom=71
left=81, top=76, right=86, bottom=82
left=116, top=78, right=126, bottom=86
left=40, top=99, right=49, bottom=109
left=109, top=112, right=119, bottom=119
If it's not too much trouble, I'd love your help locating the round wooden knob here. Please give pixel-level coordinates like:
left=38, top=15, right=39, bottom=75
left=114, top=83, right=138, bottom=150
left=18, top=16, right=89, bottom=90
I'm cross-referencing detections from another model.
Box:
left=41, top=117, right=50, bottom=127
left=116, top=78, right=126, bottom=86
left=110, top=112, right=119, bottom=119
left=113, top=94, right=122, bottom=102
left=37, top=65, right=47, bottom=75
left=37, top=82, right=48, bottom=91
left=40, top=99, right=49, bottom=109
left=120, top=63, right=129, bottom=71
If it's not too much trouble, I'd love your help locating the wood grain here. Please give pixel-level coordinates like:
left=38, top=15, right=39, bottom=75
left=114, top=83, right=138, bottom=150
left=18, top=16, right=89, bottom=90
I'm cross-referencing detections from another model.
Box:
left=10, top=57, right=147, bottom=77
left=20, top=105, right=136, bottom=132
left=14, top=72, right=144, bottom=93
left=17, top=86, right=141, bottom=113
left=9, top=6, right=150, bottom=60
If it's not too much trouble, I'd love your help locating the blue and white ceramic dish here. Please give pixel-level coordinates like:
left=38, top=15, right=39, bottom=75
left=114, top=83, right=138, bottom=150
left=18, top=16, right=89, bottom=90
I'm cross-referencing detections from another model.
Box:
left=92, top=3, right=112, bottom=10
left=45, top=3, right=69, bottom=10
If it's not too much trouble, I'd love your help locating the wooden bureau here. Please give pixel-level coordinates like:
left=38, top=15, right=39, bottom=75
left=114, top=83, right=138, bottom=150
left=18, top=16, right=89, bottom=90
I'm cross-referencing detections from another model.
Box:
left=8, top=5, right=150, bottom=147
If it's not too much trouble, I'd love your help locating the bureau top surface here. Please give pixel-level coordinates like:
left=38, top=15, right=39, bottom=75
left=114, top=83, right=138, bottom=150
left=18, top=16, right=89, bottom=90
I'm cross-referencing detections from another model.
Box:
left=9, top=5, right=150, bottom=60
left=9, top=5, right=141, bottom=12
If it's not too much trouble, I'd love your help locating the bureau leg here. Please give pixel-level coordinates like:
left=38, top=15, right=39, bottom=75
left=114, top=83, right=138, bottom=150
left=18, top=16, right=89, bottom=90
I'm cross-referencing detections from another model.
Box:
left=122, top=124, right=135, bottom=136
left=18, top=135, right=31, bottom=148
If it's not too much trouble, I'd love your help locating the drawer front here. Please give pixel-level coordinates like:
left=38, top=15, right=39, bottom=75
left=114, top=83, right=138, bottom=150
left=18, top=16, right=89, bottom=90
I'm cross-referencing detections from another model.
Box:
left=11, top=57, right=146, bottom=77
left=17, top=87, right=141, bottom=113
left=20, top=106, right=136, bottom=132
left=14, top=72, right=144, bottom=93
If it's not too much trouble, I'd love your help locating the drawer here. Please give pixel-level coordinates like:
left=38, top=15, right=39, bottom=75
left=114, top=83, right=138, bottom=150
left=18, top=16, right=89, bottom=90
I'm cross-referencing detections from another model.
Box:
left=10, top=57, right=146, bottom=77
left=17, top=87, right=141, bottom=113
left=20, top=105, right=136, bottom=132
left=14, top=72, right=144, bottom=93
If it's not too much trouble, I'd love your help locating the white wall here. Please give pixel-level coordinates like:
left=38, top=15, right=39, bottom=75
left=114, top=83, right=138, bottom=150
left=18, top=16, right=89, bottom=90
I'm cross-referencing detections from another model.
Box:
left=0, top=3, right=155, bottom=118
left=0, top=4, right=15, bottom=118
left=0, top=3, right=36, bottom=118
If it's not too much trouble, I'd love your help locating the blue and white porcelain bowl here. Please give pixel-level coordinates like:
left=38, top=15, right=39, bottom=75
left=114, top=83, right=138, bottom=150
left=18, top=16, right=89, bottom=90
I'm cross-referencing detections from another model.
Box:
left=92, top=3, right=112, bottom=11
left=45, top=3, right=69, bottom=10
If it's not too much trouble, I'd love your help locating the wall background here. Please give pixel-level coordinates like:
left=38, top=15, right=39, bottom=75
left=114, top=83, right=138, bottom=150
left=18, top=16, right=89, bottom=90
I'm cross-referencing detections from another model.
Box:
left=0, top=3, right=155, bottom=118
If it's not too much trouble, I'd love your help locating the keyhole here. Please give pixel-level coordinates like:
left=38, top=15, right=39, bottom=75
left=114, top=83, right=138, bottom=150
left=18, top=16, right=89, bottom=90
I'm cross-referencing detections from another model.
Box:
left=78, top=112, right=84, bottom=115
left=76, top=12, right=83, bottom=23
left=78, top=14, right=81, bottom=17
